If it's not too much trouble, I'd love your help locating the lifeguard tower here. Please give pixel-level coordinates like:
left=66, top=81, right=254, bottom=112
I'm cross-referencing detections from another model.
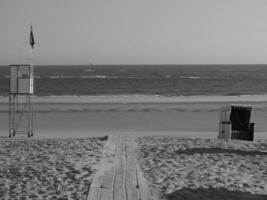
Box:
left=9, top=65, right=34, bottom=137
left=9, top=25, right=35, bottom=137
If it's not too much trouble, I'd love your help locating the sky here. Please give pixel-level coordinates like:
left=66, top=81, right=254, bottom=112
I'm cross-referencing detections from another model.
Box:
left=1, top=0, right=267, bottom=65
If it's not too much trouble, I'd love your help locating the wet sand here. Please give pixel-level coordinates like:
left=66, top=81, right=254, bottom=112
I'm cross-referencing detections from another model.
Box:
left=0, top=95, right=267, bottom=138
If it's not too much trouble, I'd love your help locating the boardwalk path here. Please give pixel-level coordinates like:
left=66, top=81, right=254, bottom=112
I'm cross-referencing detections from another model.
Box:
left=87, top=134, right=151, bottom=200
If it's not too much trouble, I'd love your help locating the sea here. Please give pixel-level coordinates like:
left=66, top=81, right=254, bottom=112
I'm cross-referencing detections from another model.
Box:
left=1, top=64, right=267, bottom=97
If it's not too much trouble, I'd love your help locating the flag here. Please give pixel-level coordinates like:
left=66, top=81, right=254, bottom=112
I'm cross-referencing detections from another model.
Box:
left=30, top=26, right=35, bottom=49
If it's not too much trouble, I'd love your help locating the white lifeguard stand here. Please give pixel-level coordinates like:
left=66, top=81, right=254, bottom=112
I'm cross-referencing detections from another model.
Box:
left=9, top=64, right=34, bottom=137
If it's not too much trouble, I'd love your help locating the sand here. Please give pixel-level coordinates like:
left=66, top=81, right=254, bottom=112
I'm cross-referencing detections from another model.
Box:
left=136, top=136, right=267, bottom=200
left=1, top=95, right=267, bottom=199
left=0, top=136, right=107, bottom=200
left=1, top=95, right=267, bottom=138
left=2, top=94, right=267, bottom=104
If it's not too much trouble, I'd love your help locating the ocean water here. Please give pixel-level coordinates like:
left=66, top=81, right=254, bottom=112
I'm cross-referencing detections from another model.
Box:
left=1, top=65, right=267, bottom=96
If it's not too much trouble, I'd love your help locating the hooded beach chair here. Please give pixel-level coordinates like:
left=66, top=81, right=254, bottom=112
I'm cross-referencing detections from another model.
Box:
left=218, top=104, right=254, bottom=141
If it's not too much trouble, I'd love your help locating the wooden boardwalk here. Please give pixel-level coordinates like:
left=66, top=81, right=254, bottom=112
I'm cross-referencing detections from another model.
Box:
left=87, top=134, right=151, bottom=200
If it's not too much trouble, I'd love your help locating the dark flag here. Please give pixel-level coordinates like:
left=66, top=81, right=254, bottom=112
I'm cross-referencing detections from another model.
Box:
left=30, top=26, right=35, bottom=49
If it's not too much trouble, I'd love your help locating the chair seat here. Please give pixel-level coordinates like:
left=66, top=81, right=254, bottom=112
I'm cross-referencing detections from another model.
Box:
left=232, top=130, right=248, bottom=134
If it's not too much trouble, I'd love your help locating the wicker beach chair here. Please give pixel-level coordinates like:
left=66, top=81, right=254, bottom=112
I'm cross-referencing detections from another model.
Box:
left=218, top=105, right=254, bottom=141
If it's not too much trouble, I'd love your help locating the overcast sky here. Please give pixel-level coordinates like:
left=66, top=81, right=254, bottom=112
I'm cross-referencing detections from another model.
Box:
left=1, top=0, right=267, bottom=65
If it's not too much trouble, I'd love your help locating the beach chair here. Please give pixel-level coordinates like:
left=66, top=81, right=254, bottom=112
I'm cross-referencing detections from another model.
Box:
left=218, top=105, right=254, bottom=141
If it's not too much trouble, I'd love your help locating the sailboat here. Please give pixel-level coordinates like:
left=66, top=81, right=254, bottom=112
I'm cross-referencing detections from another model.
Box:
left=85, top=62, right=94, bottom=72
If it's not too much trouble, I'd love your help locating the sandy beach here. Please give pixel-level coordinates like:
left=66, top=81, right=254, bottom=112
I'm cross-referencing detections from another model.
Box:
left=0, top=137, right=106, bottom=200
left=1, top=95, right=267, bottom=199
left=1, top=135, right=267, bottom=200
left=136, top=136, right=267, bottom=200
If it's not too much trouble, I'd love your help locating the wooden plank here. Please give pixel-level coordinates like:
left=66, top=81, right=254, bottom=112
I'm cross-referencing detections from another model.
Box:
left=127, top=186, right=138, bottom=200
left=100, top=188, right=113, bottom=200
left=127, top=167, right=137, bottom=187
left=113, top=134, right=118, bottom=156
left=125, top=136, right=139, bottom=200
left=107, top=134, right=118, bottom=156
left=136, top=166, right=151, bottom=200
left=114, top=134, right=123, bottom=199
left=115, top=135, right=120, bottom=156
left=113, top=161, right=126, bottom=200
left=126, top=140, right=134, bottom=152
left=114, top=162, right=124, bottom=189
left=126, top=169, right=138, bottom=200
left=102, top=169, right=115, bottom=189
left=87, top=187, right=100, bottom=200
left=117, top=136, right=125, bottom=158
left=113, top=135, right=125, bottom=200
left=109, top=134, right=117, bottom=143
left=91, top=175, right=103, bottom=188
left=126, top=156, right=136, bottom=170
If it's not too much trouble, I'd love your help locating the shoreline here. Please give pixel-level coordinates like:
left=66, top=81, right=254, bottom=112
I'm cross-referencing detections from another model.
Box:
left=0, top=94, right=266, bottom=139
left=1, top=94, right=267, bottom=104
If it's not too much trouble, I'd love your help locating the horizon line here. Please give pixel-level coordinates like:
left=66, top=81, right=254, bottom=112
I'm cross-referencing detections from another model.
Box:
left=1, top=63, right=267, bottom=67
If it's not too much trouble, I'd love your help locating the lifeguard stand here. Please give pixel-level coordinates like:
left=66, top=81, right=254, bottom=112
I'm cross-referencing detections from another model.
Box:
left=9, top=64, right=34, bottom=137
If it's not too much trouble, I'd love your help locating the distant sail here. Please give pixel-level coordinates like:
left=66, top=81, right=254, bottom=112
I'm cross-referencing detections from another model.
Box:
left=30, top=26, right=35, bottom=49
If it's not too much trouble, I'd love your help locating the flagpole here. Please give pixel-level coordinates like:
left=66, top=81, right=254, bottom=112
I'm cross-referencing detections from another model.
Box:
left=29, top=25, right=35, bottom=137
